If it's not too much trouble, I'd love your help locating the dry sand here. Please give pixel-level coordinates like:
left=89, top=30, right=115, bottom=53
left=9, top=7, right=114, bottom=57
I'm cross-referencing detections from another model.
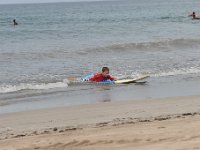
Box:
left=1, top=96, right=200, bottom=150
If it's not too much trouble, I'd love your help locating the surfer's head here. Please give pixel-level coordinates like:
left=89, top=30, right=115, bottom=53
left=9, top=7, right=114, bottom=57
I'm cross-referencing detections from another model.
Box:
left=102, top=67, right=110, bottom=77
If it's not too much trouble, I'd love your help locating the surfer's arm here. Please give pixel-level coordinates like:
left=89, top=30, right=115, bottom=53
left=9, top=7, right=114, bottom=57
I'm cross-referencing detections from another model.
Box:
left=109, top=75, right=117, bottom=81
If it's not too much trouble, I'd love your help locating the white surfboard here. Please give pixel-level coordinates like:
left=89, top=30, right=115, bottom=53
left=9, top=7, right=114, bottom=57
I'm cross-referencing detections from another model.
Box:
left=114, top=75, right=149, bottom=84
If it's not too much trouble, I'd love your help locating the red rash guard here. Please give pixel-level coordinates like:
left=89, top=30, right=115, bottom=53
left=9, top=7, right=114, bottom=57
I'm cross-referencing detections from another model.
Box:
left=89, top=73, right=115, bottom=82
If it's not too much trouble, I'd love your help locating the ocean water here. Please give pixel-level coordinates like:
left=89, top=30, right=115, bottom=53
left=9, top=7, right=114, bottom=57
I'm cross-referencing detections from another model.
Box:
left=1, top=0, right=200, bottom=113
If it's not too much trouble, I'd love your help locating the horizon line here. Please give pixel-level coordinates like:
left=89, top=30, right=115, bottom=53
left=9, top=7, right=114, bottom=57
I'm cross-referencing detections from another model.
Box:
left=0, top=0, right=111, bottom=5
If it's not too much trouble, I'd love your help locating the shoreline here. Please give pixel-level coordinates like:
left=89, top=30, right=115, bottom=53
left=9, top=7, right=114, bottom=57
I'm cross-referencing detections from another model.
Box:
left=2, top=78, right=200, bottom=114
left=1, top=95, right=200, bottom=149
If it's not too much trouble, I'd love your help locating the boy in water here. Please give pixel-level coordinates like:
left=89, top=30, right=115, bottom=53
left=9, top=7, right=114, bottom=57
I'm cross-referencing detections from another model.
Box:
left=89, top=67, right=117, bottom=82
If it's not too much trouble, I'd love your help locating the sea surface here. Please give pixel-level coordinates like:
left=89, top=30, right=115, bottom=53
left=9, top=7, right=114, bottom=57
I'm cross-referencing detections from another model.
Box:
left=1, top=0, right=200, bottom=113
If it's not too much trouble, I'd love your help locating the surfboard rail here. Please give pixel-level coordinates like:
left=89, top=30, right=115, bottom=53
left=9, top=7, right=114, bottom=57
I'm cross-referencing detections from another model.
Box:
left=114, top=75, right=149, bottom=84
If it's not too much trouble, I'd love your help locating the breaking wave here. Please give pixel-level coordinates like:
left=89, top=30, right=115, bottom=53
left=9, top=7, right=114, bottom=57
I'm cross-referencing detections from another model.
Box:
left=0, top=80, right=69, bottom=94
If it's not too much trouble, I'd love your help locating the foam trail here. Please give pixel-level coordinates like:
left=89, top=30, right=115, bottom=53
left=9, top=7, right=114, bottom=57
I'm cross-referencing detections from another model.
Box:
left=0, top=81, right=69, bottom=94
left=153, top=67, right=200, bottom=77
left=118, top=67, right=200, bottom=79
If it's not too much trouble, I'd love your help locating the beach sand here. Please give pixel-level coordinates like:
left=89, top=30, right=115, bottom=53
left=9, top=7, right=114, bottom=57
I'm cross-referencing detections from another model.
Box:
left=1, top=96, right=200, bottom=150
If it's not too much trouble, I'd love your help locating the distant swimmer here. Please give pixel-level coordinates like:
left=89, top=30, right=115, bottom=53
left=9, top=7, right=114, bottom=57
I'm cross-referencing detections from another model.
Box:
left=188, top=12, right=200, bottom=20
left=13, top=19, right=18, bottom=25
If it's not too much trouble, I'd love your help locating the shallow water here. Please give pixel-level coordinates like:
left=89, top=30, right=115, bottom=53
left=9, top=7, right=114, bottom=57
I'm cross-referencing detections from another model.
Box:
left=1, top=0, right=200, bottom=113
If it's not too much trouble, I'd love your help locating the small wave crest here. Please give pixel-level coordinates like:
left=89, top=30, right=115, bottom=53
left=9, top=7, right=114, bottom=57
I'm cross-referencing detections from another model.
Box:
left=109, top=38, right=200, bottom=50
left=82, top=38, right=200, bottom=53
left=0, top=80, right=69, bottom=94
left=115, top=67, right=200, bottom=79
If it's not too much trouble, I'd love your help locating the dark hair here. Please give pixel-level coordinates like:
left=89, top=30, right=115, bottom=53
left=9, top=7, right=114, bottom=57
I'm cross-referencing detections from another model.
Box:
left=102, top=67, right=109, bottom=72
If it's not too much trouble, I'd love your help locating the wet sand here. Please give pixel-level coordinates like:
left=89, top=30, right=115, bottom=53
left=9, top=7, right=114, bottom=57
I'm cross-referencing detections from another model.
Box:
left=1, top=96, right=200, bottom=150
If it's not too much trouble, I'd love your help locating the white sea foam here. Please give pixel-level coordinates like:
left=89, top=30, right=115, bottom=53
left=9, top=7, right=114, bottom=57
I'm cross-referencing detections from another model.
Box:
left=153, top=67, right=200, bottom=77
left=119, top=67, right=200, bottom=79
left=0, top=80, right=69, bottom=94
left=1, top=67, right=200, bottom=94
